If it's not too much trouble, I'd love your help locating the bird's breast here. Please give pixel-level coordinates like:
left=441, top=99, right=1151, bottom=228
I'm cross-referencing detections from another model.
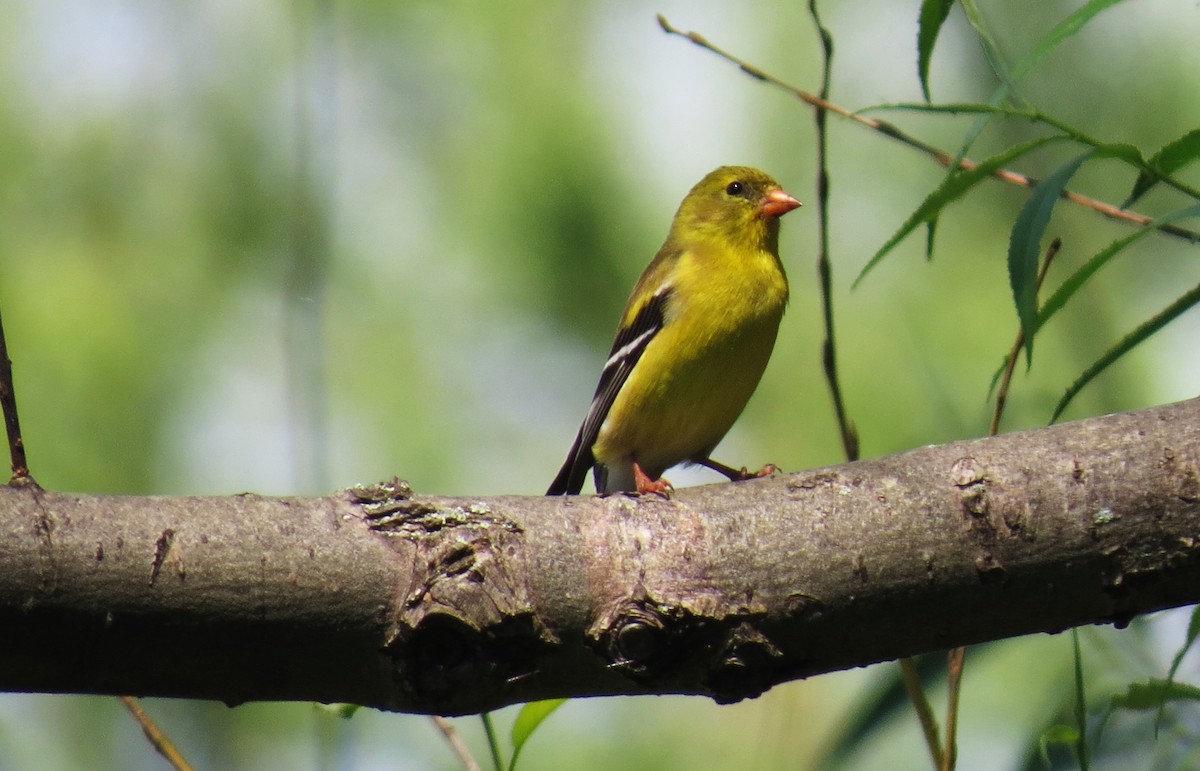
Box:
left=592, top=245, right=788, bottom=478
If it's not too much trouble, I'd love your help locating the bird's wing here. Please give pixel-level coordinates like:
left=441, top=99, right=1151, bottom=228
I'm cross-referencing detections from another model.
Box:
left=546, top=285, right=672, bottom=495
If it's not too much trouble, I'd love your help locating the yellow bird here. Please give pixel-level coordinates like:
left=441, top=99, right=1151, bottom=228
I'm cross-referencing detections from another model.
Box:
left=547, top=166, right=801, bottom=496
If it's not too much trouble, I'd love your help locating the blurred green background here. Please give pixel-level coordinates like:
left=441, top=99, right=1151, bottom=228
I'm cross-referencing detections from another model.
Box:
left=1, top=1, right=1198, bottom=769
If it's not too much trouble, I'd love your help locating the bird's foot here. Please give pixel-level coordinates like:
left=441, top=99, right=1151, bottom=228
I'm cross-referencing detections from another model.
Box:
left=738, top=463, right=780, bottom=481
left=695, top=457, right=780, bottom=482
left=633, top=463, right=673, bottom=498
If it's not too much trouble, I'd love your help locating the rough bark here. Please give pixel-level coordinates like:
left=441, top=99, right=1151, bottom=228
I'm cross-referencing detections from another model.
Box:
left=0, top=398, right=1198, bottom=715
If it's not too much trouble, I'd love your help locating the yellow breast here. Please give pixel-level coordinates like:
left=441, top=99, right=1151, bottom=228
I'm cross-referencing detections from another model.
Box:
left=592, top=244, right=788, bottom=479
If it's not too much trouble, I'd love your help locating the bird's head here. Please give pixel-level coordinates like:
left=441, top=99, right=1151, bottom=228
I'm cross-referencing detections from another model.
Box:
left=671, top=166, right=801, bottom=251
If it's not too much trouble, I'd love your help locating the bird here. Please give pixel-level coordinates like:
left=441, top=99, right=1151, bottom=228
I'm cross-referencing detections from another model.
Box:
left=547, top=165, right=801, bottom=497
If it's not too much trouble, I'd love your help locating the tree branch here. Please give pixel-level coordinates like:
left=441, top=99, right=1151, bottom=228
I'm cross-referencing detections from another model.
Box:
left=2, top=399, right=1198, bottom=715
left=655, top=14, right=1200, bottom=245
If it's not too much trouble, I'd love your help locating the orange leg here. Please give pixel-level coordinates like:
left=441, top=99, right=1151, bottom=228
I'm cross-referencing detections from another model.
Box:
left=695, top=457, right=780, bottom=482
left=633, top=462, right=673, bottom=498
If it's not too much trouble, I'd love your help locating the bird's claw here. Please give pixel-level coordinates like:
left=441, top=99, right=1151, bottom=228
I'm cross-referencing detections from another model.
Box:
left=633, top=463, right=674, bottom=498
left=730, top=463, right=780, bottom=481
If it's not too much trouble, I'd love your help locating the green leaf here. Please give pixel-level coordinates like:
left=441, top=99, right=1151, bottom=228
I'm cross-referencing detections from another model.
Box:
left=1051, top=281, right=1200, bottom=422
left=1038, top=724, right=1080, bottom=766
left=856, top=135, right=1063, bottom=286
left=1124, top=128, right=1200, bottom=208
left=958, top=0, right=1014, bottom=94
left=1008, top=149, right=1095, bottom=366
left=481, top=712, right=504, bottom=771
left=946, top=0, right=1123, bottom=183
left=1158, top=607, right=1200, bottom=734
left=1012, top=0, right=1126, bottom=83
left=1111, top=679, right=1200, bottom=711
left=917, top=0, right=954, bottom=101
left=1168, top=606, right=1200, bottom=684
left=509, top=699, right=566, bottom=771
left=1037, top=205, right=1200, bottom=332
left=314, top=703, right=360, bottom=719
left=867, top=102, right=1028, bottom=117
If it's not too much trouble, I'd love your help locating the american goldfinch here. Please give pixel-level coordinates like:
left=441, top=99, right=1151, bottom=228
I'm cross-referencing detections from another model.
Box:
left=547, top=166, right=801, bottom=497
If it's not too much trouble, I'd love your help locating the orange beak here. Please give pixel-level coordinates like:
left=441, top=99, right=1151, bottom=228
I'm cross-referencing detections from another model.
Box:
left=760, top=188, right=802, bottom=218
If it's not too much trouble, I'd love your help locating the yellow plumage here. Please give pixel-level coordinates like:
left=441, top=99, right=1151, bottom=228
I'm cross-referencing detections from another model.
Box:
left=548, top=166, right=800, bottom=496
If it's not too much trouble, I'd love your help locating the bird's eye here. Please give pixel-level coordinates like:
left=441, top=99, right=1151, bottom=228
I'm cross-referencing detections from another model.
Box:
left=725, top=181, right=744, bottom=196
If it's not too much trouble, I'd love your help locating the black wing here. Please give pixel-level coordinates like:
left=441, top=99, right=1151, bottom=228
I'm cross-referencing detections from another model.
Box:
left=546, top=287, right=671, bottom=495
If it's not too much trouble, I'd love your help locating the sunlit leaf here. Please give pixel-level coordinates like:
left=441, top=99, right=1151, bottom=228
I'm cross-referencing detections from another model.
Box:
left=917, top=0, right=954, bottom=102
left=509, top=699, right=566, bottom=771
left=856, top=136, right=1063, bottom=286
left=314, top=703, right=360, bottom=719
left=1039, top=724, right=1080, bottom=766
left=1051, top=281, right=1200, bottom=421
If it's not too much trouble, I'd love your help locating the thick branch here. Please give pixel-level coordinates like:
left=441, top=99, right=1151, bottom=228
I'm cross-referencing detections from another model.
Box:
left=1, top=399, right=1198, bottom=715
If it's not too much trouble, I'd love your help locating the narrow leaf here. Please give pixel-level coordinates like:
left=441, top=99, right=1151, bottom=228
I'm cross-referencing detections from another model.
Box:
left=481, top=712, right=504, bottom=771
left=917, top=0, right=955, bottom=102
left=958, top=0, right=1015, bottom=94
left=1124, top=128, right=1200, bottom=208
left=1012, top=0, right=1126, bottom=83
left=856, top=135, right=1063, bottom=286
left=947, top=0, right=1122, bottom=183
left=1037, top=204, right=1200, bottom=331
left=1168, top=606, right=1200, bottom=684
left=1051, top=281, right=1200, bottom=421
left=868, top=102, right=1031, bottom=117
left=509, top=699, right=566, bottom=771
left=1009, top=149, right=1095, bottom=366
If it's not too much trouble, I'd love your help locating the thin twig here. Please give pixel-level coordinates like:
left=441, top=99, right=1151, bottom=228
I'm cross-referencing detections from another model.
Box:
left=899, top=658, right=945, bottom=771
left=0, top=305, right=34, bottom=486
left=119, top=696, right=194, bottom=771
left=807, top=0, right=858, bottom=463
left=801, top=5, right=929, bottom=765
left=432, top=716, right=482, bottom=771
left=989, top=238, right=1062, bottom=436
left=656, top=15, right=1200, bottom=245
left=941, top=647, right=966, bottom=771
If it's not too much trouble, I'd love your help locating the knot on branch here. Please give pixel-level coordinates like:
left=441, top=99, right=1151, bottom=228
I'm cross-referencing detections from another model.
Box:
left=353, top=492, right=556, bottom=712
left=606, top=603, right=667, bottom=675
left=706, top=622, right=784, bottom=704
left=394, top=611, right=548, bottom=709
left=595, top=595, right=783, bottom=704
